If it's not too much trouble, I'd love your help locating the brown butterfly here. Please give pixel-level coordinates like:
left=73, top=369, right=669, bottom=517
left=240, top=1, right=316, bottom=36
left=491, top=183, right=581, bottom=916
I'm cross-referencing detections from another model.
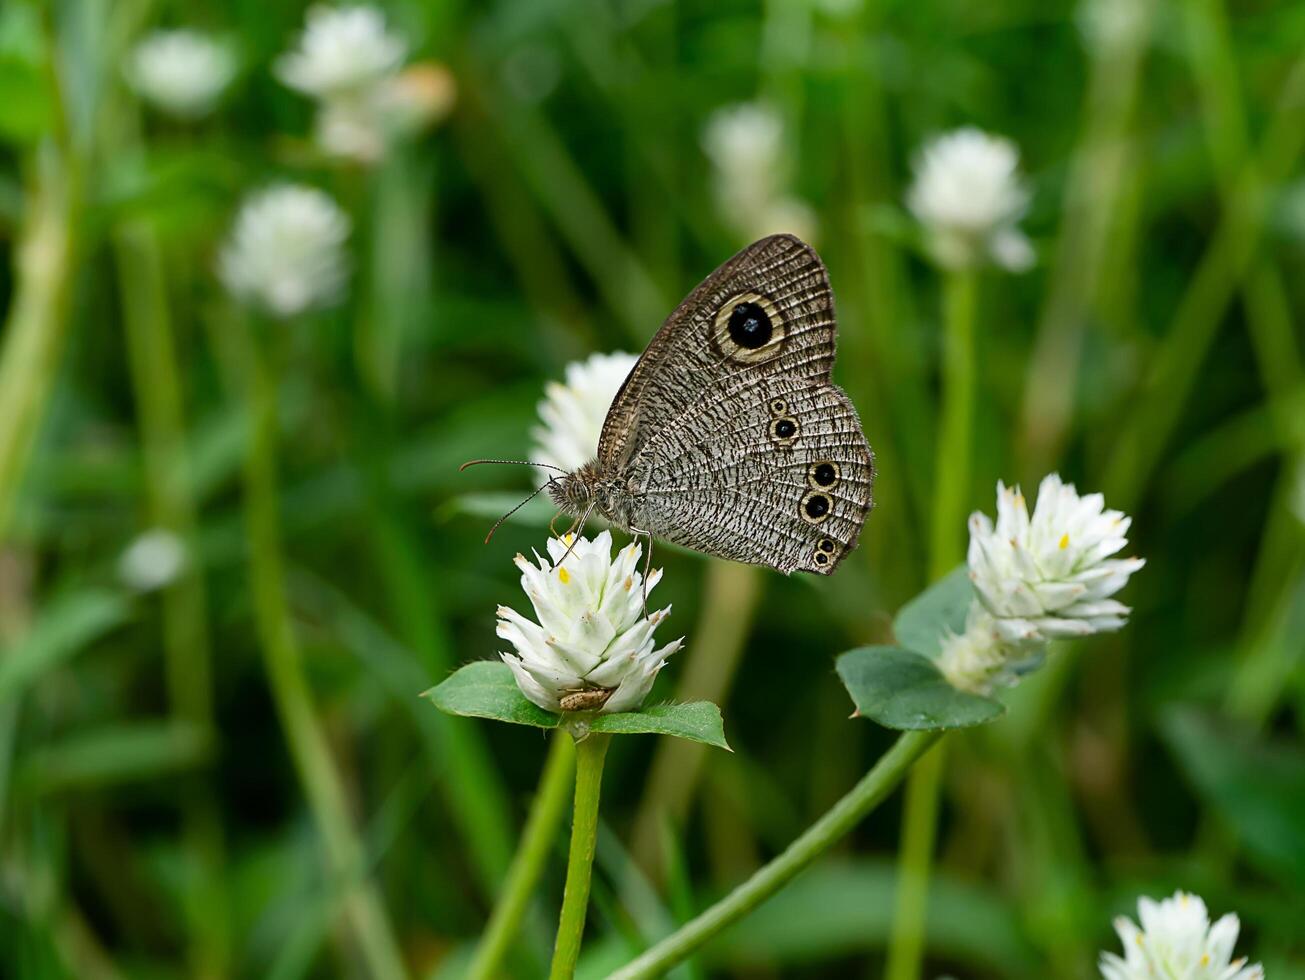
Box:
left=468, top=234, right=875, bottom=575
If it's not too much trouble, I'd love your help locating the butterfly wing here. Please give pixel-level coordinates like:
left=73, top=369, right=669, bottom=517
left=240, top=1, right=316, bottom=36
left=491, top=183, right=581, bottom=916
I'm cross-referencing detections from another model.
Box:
left=600, top=234, right=873, bottom=574
left=627, top=375, right=873, bottom=574
left=597, top=234, right=836, bottom=470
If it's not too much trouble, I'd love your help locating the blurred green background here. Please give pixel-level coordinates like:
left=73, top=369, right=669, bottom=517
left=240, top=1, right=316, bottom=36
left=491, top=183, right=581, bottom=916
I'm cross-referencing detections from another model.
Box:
left=1, top=0, right=1304, bottom=977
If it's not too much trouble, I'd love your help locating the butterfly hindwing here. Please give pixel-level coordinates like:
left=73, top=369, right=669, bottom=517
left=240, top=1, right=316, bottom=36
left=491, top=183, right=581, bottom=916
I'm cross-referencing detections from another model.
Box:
left=627, top=375, right=874, bottom=574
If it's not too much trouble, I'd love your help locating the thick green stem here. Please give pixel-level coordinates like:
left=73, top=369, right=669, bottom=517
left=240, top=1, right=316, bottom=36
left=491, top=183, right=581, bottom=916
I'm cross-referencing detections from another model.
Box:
left=887, top=268, right=977, bottom=980
left=468, top=734, right=576, bottom=980
left=548, top=731, right=611, bottom=980
left=241, top=325, right=407, bottom=980
left=610, top=731, right=942, bottom=980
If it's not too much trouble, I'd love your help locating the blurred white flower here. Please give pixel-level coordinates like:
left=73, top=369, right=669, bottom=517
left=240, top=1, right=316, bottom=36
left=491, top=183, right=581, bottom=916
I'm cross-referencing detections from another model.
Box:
left=314, top=63, right=457, bottom=163
left=703, top=102, right=817, bottom=243
left=276, top=5, right=405, bottom=99
left=219, top=185, right=351, bottom=318
left=1100, top=891, right=1263, bottom=980
left=498, top=531, right=684, bottom=714
left=119, top=529, right=187, bottom=592
left=531, top=352, right=638, bottom=476
left=906, top=127, right=1032, bottom=272
left=938, top=474, right=1144, bottom=693
left=126, top=30, right=236, bottom=119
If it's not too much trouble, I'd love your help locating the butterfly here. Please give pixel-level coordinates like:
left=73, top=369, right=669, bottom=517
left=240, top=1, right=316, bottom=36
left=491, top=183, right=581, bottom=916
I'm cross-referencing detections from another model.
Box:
left=468, top=234, right=875, bottom=575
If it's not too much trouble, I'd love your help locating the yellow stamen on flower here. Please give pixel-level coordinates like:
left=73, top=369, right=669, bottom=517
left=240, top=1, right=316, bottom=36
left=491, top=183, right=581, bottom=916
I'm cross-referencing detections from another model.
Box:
left=1201, top=954, right=1210, bottom=966
left=1059, top=533, right=1070, bottom=550
left=624, top=576, right=633, bottom=592
left=558, top=566, right=571, bottom=584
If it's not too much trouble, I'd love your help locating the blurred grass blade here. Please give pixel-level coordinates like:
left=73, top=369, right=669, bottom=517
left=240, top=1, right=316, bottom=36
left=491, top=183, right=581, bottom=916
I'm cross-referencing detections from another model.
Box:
left=0, top=589, right=130, bottom=702
left=16, top=720, right=210, bottom=796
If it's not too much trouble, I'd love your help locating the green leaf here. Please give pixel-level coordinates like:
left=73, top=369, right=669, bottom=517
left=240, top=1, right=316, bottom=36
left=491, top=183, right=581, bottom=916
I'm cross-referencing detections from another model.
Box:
left=589, top=701, right=729, bottom=749
left=425, top=660, right=561, bottom=728
left=0, top=589, right=132, bottom=703
left=892, top=566, right=974, bottom=658
left=1161, top=707, right=1305, bottom=888
left=424, top=661, right=729, bottom=748
left=836, top=646, right=1002, bottom=731
left=16, top=721, right=212, bottom=796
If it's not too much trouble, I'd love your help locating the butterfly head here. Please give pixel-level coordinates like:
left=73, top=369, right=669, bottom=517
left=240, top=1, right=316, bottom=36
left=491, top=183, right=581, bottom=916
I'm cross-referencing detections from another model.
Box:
left=547, top=462, right=601, bottom=518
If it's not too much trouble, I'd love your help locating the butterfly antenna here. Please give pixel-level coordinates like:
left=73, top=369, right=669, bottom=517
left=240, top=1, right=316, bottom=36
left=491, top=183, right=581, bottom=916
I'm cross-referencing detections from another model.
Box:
left=460, top=458, right=568, bottom=474
left=482, top=480, right=555, bottom=545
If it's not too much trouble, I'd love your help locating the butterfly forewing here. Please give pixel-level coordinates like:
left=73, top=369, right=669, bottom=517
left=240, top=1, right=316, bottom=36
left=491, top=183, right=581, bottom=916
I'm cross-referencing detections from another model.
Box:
left=598, top=234, right=836, bottom=470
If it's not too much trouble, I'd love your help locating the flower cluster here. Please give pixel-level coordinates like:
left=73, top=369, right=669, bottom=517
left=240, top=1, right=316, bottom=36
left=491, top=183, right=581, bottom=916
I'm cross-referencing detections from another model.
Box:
left=1100, top=892, right=1263, bottom=980
left=219, top=185, right=351, bottom=318
left=531, top=351, right=638, bottom=477
left=498, top=532, right=684, bottom=714
left=277, top=5, right=454, bottom=164
left=937, top=474, right=1144, bottom=693
left=906, top=127, right=1033, bottom=272
left=702, top=102, right=817, bottom=243
left=126, top=29, right=236, bottom=119
left=118, top=529, right=188, bottom=592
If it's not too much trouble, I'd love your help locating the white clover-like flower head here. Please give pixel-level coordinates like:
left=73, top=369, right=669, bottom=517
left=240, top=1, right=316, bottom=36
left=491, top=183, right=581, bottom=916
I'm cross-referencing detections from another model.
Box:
left=702, top=102, right=784, bottom=179
left=119, top=529, right=188, bottom=592
left=219, top=185, right=351, bottom=319
left=313, top=63, right=457, bottom=163
left=531, top=352, right=638, bottom=476
left=937, top=474, right=1143, bottom=693
left=1100, top=891, right=1263, bottom=980
left=967, top=474, right=1144, bottom=645
left=126, top=30, right=236, bottom=119
left=498, top=531, right=684, bottom=714
left=276, top=5, right=406, bottom=99
left=906, top=127, right=1033, bottom=272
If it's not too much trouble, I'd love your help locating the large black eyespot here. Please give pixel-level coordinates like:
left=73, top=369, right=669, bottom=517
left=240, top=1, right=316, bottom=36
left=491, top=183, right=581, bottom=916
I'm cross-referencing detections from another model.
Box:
left=817, top=537, right=836, bottom=553
left=814, top=552, right=830, bottom=566
left=770, top=417, right=799, bottom=444
left=727, top=302, right=773, bottom=349
left=809, top=462, right=839, bottom=488
left=801, top=491, right=832, bottom=523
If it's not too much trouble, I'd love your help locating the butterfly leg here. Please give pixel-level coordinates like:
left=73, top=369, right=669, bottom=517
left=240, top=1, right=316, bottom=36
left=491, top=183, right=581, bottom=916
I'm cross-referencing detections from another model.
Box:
left=628, top=525, right=655, bottom=617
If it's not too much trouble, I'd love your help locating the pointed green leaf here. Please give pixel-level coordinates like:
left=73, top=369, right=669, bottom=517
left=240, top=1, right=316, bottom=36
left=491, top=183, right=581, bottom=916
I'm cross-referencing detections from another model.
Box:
left=892, top=566, right=974, bottom=658
left=425, top=660, right=561, bottom=728
left=589, top=701, right=729, bottom=749
left=0, top=589, right=132, bottom=703
left=425, top=661, right=729, bottom=748
left=836, top=646, right=1003, bottom=731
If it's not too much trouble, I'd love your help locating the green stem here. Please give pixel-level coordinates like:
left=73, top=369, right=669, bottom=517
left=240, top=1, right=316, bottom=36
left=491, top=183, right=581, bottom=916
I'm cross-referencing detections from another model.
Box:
left=240, top=321, right=407, bottom=980
left=928, top=269, right=977, bottom=579
left=0, top=146, right=77, bottom=543
left=549, top=731, right=612, bottom=980
left=114, top=223, right=227, bottom=979
left=884, top=742, right=946, bottom=980
left=610, top=731, right=942, bottom=980
left=887, top=268, right=977, bottom=980
left=468, top=734, right=577, bottom=980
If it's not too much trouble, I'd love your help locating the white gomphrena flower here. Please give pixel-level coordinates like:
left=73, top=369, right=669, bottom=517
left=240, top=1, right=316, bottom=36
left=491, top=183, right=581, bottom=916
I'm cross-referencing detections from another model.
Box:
left=276, top=5, right=406, bottom=99
left=906, top=127, right=1033, bottom=272
left=531, top=352, right=638, bottom=476
left=938, top=474, right=1144, bottom=692
left=703, top=102, right=817, bottom=243
left=1100, top=891, right=1264, bottom=980
left=498, top=531, right=684, bottom=714
left=119, top=529, right=188, bottom=592
left=219, top=185, right=351, bottom=319
left=126, top=30, right=236, bottom=119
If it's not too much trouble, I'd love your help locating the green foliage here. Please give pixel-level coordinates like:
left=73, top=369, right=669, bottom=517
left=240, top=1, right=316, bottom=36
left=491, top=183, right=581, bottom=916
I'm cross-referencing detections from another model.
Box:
left=427, top=661, right=730, bottom=749
left=837, top=646, right=1002, bottom=731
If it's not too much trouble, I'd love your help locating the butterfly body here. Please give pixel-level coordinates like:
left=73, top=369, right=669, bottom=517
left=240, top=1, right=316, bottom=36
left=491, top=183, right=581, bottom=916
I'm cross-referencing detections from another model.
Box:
left=546, top=234, right=875, bottom=576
